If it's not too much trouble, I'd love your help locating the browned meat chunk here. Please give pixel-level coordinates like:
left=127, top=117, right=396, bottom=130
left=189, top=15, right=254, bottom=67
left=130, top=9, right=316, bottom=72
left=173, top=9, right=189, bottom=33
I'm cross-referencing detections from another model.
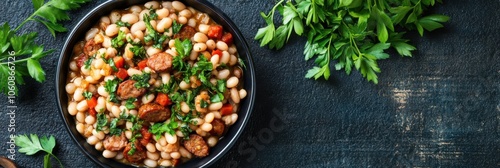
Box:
left=117, top=80, right=146, bottom=100
left=138, top=103, right=170, bottom=122
left=83, top=39, right=101, bottom=56
left=183, top=134, right=209, bottom=157
left=210, top=119, right=225, bottom=136
left=102, top=133, right=127, bottom=151
left=174, top=25, right=196, bottom=40
left=146, top=52, right=173, bottom=72
left=75, top=53, right=88, bottom=69
left=123, top=141, right=147, bottom=163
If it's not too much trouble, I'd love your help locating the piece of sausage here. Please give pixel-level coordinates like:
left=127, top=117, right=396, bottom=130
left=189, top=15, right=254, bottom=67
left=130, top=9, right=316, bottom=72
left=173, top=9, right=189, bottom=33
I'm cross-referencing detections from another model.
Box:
left=183, top=134, right=209, bottom=157
left=146, top=52, right=173, bottom=72
left=102, top=133, right=128, bottom=151
left=117, top=80, right=146, bottom=100
left=75, top=53, right=88, bottom=69
left=210, top=119, right=225, bottom=136
left=123, top=141, right=147, bottom=163
left=174, top=25, right=196, bottom=40
left=83, top=39, right=101, bottom=56
left=138, top=103, right=170, bottom=122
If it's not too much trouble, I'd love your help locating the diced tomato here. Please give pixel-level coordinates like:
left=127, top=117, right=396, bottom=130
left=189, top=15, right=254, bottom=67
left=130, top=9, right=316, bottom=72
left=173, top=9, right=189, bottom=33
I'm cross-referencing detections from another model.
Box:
left=87, top=97, right=98, bottom=117
left=114, top=56, right=125, bottom=69
left=221, top=33, right=233, bottom=46
left=155, top=93, right=172, bottom=106
left=140, top=126, right=152, bottom=146
left=138, top=59, right=148, bottom=70
left=116, top=68, right=128, bottom=80
left=220, top=103, right=233, bottom=116
left=88, top=108, right=97, bottom=117
left=211, top=49, right=223, bottom=58
left=207, top=25, right=223, bottom=39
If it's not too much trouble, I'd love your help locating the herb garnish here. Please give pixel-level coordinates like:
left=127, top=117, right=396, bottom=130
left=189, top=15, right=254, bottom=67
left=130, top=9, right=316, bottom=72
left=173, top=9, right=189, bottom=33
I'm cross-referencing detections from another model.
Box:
left=255, top=0, right=449, bottom=83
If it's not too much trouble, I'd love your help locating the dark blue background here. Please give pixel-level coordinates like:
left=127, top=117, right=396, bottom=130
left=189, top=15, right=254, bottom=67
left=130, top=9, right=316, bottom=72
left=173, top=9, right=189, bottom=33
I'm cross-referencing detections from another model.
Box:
left=1, top=0, right=499, bottom=167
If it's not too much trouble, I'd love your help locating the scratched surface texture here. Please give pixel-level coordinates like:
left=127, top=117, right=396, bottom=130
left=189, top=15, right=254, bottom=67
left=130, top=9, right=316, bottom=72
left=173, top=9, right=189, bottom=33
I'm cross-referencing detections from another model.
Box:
left=0, top=0, right=499, bottom=167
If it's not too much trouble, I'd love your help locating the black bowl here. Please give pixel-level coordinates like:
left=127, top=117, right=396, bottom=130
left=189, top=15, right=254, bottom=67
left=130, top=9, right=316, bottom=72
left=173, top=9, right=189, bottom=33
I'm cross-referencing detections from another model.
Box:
left=55, top=0, right=256, bottom=167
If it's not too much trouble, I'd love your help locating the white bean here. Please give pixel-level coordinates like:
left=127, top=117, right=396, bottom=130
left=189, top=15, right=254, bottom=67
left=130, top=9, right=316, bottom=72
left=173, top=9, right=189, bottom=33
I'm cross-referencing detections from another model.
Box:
left=144, top=159, right=158, bottom=167
left=204, top=112, right=215, bottom=123
left=144, top=1, right=160, bottom=9
left=179, top=81, right=190, bottom=90
left=207, top=136, right=218, bottom=147
left=109, top=11, right=121, bottom=23
left=119, top=27, right=130, bottom=34
left=165, top=132, right=177, bottom=144
left=210, top=55, right=219, bottom=69
left=147, top=152, right=160, bottom=160
left=230, top=87, right=241, bottom=103
left=106, top=47, right=117, bottom=58
left=161, top=73, right=171, bottom=84
left=76, top=123, right=85, bottom=134
left=220, top=51, right=230, bottom=64
left=146, top=143, right=156, bottom=153
left=85, top=115, right=96, bottom=125
left=179, top=147, right=192, bottom=159
left=68, top=102, right=78, bottom=116
left=156, top=18, right=172, bottom=33
left=228, top=46, right=237, bottom=55
left=130, top=5, right=142, bottom=14
left=194, top=32, right=208, bottom=43
left=85, top=28, right=99, bottom=41
left=206, top=39, right=216, bottom=50
left=208, top=102, right=223, bottom=111
left=130, top=21, right=146, bottom=33
left=147, top=47, right=162, bottom=56
left=170, top=152, right=181, bottom=159
left=227, top=77, right=239, bottom=88
left=115, top=152, right=124, bottom=160
left=217, top=69, right=230, bottom=79
left=66, top=83, right=76, bottom=94
left=93, top=130, right=105, bottom=140
left=239, top=89, right=248, bottom=99
left=127, top=68, right=142, bottom=76
left=172, top=1, right=186, bottom=11
left=198, top=24, right=209, bottom=34
left=159, top=136, right=167, bottom=146
left=95, top=142, right=103, bottom=151
left=105, top=24, right=119, bottom=37
left=77, top=100, right=89, bottom=112
left=87, top=136, right=99, bottom=145
left=102, top=36, right=112, bottom=48
left=178, top=16, right=188, bottom=24
left=217, top=41, right=229, bottom=51
left=102, top=150, right=117, bottom=158
left=121, top=13, right=139, bottom=25
left=229, top=55, right=238, bottom=66
left=200, top=123, right=212, bottom=132
left=195, top=128, right=207, bottom=137
left=188, top=18, right=197, bottom=28
left=180, top=102, right=190, bottom=113
left=156, top=8, right=169, bottom=19
left=70, top=61, right=78, bottom=71
left=81, top=66, right=90, bottom=76
left=231, top=113, right=239, bottom=125
left=159, top=160, right=172, bottom=167
left=142, top=94, right=155, bottom=104
left=125, top=131, right=132, bottom=139
left=97, top=85, right=109, bottom=97
left=193, top=43, right=207, bottom=52
left=111, top=105, right=121, bottom=118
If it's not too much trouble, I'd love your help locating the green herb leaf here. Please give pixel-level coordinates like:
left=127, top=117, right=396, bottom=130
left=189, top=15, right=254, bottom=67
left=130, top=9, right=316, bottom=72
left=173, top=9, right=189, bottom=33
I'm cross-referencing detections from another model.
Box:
left=131, top=73, right=151, bottom=89
left=82, top=91, right=93, bottom=100
left=125, top=98, right=137, bottom=110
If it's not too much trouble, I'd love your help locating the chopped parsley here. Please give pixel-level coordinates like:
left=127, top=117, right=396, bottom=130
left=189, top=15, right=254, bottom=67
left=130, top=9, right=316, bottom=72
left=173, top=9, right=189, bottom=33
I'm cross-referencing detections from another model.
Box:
left=83, top=56, right=94, bottom=69
left=115, top=20, right=131, bottom=27
left=104, top=78, right=120, bottom=103
left=111, top=30, right=126, bottom=49
left=125, top=98, right=137, bottom=110
left=131, top=73, right=151, bottom=89
left=172, top=20, right=182, bottom=34
left=82, top=91, right=93, bottom=100
left=149, top=121, right=178, bottom=139
left=96, top=113, right=107, bottom=132
left=143, top=13, right=168, bottom=49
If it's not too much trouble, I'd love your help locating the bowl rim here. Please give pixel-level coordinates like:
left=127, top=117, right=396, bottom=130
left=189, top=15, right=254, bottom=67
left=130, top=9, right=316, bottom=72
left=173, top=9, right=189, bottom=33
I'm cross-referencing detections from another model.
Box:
left=55, top=0, right=256, bottom=167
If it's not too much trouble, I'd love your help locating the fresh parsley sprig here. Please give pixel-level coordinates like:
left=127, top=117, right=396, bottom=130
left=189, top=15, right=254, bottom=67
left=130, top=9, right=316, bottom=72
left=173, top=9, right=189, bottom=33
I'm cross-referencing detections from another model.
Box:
left=255, top=0, right=449, bottom=84
left=15, top=134, right=62, bottom=168
left=0, top=0, right=89, bottom=96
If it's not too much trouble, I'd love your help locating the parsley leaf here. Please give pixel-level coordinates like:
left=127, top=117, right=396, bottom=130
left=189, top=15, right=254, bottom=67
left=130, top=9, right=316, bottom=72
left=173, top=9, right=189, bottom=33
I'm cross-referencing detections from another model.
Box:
left=255, top=0, right=448, bottom=83
left=149, top=121, right=179, bottom=139
left=143, top=12, right=168, bottom=49
left=111, top=30, right=126, bottom=49
left=174, top=38, right=193, bottom=58
left=82, top=91, right=92, bottom=100
left=172, top=20, right=183, bottom=34
left=115, top=20, right=131, bottom=27
left=96, top=113, right=107, bottom=132
left=131, top=73, right=151, bottom=89
left=125, top=98, right=137, bottom=110
left=83, top=56, right=93, bottom=69
left=104, top=78, right=120, bottom=103
left=15, top=134, right=63, bottom=168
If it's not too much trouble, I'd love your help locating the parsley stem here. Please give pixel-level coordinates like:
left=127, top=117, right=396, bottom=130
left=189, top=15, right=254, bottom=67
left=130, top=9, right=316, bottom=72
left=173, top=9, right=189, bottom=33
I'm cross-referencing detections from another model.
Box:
left=48, top=152, right=64, bottom=168
left=0, top=57, right=31, bottom=65
left=343, top=22, right=363, bottom=57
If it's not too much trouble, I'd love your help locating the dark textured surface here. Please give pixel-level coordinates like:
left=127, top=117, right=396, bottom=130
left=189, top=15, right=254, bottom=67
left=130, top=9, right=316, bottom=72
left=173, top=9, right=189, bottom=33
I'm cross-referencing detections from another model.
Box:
left=1, top=0, right=499, bottom=168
